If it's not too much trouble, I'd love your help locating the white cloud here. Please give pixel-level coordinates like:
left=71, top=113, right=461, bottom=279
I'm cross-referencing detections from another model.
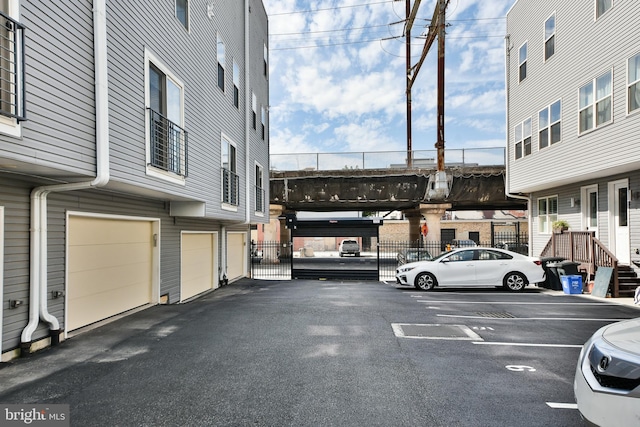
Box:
left=263, top=0, right=515, bottom=156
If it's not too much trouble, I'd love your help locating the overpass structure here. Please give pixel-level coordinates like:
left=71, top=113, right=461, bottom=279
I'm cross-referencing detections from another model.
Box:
left=268, top=163, right=526, bottom=244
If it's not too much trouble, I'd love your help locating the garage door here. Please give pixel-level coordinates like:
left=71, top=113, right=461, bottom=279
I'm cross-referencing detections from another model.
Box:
left=181, top=233, right=217, bottom=301
left=227, top=232, right=246, bottom=281
left=67, top=216, right=154, bottom=331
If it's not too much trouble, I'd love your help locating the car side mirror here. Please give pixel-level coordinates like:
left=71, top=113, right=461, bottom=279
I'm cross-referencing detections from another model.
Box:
left=441, top=258, right=449, bottom=263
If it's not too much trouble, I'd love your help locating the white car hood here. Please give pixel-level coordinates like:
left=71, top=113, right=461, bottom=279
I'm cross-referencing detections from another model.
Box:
left=602, top=317, right=640, bottom=356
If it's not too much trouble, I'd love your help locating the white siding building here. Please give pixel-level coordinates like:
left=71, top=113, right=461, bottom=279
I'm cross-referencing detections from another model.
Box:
left=506, top=1, right=640, bottom=271
left=0, top=0, right=269, bottom=360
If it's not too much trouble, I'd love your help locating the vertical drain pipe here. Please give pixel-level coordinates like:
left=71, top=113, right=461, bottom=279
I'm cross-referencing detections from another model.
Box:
left=20, top=0, right=110, bottom=354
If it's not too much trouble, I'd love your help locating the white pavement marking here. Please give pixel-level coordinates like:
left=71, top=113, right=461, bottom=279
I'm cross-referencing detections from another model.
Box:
left=546, top=402, right=578, bottom=410
left=417, top=300, right=610, bottom=305
left=436, top=314, right=625, bottom=321
left=391, top=323, right=483, bottom=340
left=473, top=342, right=583, bottom=348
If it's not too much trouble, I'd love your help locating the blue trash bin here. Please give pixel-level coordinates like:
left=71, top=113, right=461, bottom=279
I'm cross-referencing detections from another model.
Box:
left=561, top=275, right=583, bottom=294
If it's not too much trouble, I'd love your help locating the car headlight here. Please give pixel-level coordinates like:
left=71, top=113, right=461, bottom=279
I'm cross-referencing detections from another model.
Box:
left=398, top=265, right=416, bottom=273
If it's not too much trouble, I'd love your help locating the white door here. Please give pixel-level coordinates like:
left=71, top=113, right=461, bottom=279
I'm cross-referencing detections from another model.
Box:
left=582, top=185, right=598, bottom=238
left=437, top=249, right=476, bottom=286
left=227, top=232, right=246, bottom=281
left=609, top=180, right=630, bottom=265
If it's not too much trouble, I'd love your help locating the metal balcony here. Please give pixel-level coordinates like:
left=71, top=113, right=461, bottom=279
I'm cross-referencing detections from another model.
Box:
left=148, top=108, right=188, bottom=177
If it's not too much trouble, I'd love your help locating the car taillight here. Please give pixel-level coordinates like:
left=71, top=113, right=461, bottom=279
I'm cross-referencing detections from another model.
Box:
left=533, top=260, right=542, bottom=266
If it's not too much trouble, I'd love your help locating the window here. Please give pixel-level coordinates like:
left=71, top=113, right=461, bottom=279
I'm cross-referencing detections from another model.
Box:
left=217, top=34, right=225, bottom=91
left=628, top=53, right=640, bottom=113
left=261, top=105, right=266, bottom=140
left=538, top=196, right=558, bottom=234
left=252, top=93, right=257, bottom=130
left=221, top=136, right=238, bottom=205
left=176, top=0, right=188, bottom=29
left=544, top=13, right=555, bottom=61
left=596, top=0, right=612, bottom=19
left=146, top=52, right=187, bottom=178
left=514, top=118, right=531, bottom=159
left=0, top=0, right=26, bottom=135
left=263, top=43, right=268, bottom=77
left=255, top=164, right=264, bottom=213
left=579, top=70, right=612, bottom=133
left=518, top=42, right=527, bottom=82
left=538, top=100, right=561, bottom=149
left=233, top=60, right=239, bottom=108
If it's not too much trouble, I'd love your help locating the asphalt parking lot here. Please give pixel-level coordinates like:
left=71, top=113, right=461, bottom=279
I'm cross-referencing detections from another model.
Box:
left=0, top=279, right=637, bottom=426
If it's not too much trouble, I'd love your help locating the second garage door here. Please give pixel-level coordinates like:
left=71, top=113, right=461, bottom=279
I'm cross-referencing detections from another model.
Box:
left=181, top=232, right=217, bottom=301
left=67, top=215, right=155, bottom=332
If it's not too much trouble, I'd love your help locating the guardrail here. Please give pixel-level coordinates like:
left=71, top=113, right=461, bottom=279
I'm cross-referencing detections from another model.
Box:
left=270, top=148, right=505, bottom=172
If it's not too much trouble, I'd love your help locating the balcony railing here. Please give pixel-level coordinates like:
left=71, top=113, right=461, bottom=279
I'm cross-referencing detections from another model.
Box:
left=0, top=11, right=26, bottom=121
left=222, top=168, right=239, bottom=205
left=148, top=108, right=188, bottom=177
left=255, top=185, right=265, bottom=212
left=270, top=148, right=506, bottom=172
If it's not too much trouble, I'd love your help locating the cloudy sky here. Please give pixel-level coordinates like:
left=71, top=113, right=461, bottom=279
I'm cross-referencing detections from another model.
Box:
left=262, top=0, right=515, bottom=168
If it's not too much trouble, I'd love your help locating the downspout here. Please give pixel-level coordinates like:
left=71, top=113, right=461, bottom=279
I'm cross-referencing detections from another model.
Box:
left=21, top=0, right=110, bottom=353
left=503, top=34, right=532, bottom=255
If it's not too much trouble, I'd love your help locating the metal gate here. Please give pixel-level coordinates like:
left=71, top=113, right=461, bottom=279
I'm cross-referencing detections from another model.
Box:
left=250, top=240, right=292, bottom=280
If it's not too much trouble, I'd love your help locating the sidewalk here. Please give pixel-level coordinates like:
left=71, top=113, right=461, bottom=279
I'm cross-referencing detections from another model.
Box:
left=539, top=287, right=640, bottom=310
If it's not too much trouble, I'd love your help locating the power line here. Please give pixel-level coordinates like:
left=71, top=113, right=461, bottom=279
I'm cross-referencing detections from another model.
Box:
left=269, top=0, right=393, bottom=17
left=270, top=23, right=392, bottom=37
left=269, top=17, right=505, bottom=39
left=270, top=33, right=504, bottom=51
left=271, top=36, right=401, bottom=51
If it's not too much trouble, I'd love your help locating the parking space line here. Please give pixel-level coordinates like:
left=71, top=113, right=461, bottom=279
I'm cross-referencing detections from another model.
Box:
left=472, top=342, right=583, bottom=349
left=546, top=402, right=578, bottom=410
left=418, top=301, right=610, bottom=305
left=436, top=314, right=625, bottom=321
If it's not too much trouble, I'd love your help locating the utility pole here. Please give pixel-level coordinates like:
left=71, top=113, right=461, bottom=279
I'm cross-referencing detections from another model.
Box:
left=405, top=0, right=412, bottom=168
left=401, top=0, right=449, bottom=175
left=435, top=0, right=446, bottom=172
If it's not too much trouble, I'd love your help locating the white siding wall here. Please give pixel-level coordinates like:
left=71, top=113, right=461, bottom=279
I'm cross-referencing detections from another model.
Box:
left=507, top=1, right=640, bottom=194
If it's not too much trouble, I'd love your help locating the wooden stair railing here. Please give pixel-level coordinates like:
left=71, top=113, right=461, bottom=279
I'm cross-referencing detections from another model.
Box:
left=540, top=231, right=619, bottom=297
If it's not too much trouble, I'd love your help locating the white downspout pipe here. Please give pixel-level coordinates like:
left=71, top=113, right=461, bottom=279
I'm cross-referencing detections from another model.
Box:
left=503, top=34, right=532, bottom=255
left=21, top=0, right=110, bottom=352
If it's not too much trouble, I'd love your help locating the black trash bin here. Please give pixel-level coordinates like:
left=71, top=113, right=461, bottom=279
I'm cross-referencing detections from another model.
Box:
left=540, top=257, right=565, bottom=289
left=556, top=260, right=581, bottom=276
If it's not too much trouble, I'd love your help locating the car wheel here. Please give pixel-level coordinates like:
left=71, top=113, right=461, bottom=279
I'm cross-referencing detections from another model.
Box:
left=503, top=272, right=527, bottom=292
left=356, top=252, right=360, bottom=257
left=414, top=272, right=437, bottom=291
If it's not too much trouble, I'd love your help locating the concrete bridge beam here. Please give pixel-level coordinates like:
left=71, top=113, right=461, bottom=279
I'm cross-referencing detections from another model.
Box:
left=404, top=203, right=452, bottom=244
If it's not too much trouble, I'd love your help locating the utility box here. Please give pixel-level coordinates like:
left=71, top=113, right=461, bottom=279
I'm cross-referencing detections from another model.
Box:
left=561, top=275, right=583, bottom=294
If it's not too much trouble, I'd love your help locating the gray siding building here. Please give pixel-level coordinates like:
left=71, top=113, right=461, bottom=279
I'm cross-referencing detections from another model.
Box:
left=506, top=1, right=640, bottom=267
left=0, top=0, right=269, bottom=360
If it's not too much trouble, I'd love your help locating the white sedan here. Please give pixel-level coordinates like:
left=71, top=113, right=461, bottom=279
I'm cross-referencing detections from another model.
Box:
left=574, top=317, right=640, bottom=427
left=395, top=247, right=545, bottom=291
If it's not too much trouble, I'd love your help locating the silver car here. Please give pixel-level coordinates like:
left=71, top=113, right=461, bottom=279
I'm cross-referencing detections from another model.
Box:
left=574, top=317, right=640, bottom=427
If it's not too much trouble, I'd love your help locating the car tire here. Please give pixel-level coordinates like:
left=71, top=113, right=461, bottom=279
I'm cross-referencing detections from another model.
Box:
left=503, top=272, right=527, bottom=292
left=414, top=272, right=437, bottom=291
left=356, top=252, right=360, bottom=257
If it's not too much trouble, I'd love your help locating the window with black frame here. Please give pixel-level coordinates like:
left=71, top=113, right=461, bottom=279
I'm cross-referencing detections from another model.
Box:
left=148, top=61, right=186, bottom=176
